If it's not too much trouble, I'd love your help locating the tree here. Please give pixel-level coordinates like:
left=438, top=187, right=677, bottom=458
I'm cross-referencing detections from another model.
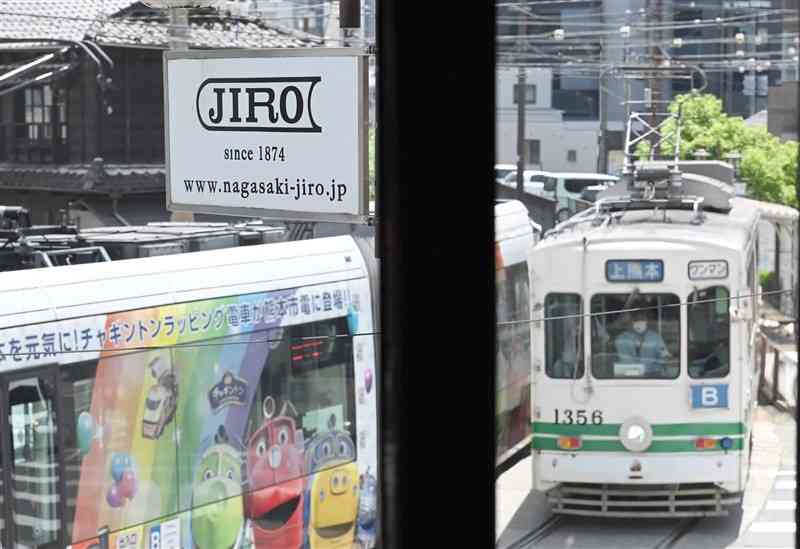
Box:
left=641, top=92, right=798, bottom=208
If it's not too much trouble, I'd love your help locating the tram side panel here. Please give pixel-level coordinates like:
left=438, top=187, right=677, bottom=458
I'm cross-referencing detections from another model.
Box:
left=1, top=276, right=378, bottom=549
left=495, top=219, right=535, bottom=466
left=529, top=240, right=751, bottom=498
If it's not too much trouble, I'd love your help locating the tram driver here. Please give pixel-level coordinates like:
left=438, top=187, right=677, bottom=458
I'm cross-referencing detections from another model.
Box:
left=614, top=307, right=671, bottom=377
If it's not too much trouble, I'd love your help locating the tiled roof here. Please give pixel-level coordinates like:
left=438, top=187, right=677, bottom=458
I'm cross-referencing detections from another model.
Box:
left=0, top=163, right=165, bottom=194
left=0, top=0, right=313, bottom=49
left=96, top=17, right=310, bottom=49
left=0, top=0, right=133, bottom=44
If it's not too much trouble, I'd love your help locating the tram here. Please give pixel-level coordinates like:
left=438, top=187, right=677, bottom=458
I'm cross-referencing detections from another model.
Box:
left=495, top=200, right=540, bottom=468
left=529, top=163, right=764, bottom=517
left=0, top=233, right=379, bottom=549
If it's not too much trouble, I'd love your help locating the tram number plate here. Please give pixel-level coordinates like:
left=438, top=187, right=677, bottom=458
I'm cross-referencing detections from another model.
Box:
left=689, top=260, right=728, bottom=280
left=554, top=409, right=604, bottom=425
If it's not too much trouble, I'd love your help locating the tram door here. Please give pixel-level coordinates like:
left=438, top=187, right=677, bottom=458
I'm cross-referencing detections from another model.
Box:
left=1, top=369, right=62, bottom=549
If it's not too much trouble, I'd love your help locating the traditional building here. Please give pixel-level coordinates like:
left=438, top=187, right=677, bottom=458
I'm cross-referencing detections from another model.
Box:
left=0, top=0, right=313, bottom=227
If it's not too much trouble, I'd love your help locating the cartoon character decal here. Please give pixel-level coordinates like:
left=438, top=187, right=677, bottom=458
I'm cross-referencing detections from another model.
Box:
left=303, top=416, right=359, bottom=549
left=142, top=356, right=178, bottom=440
left=190, top=426, right=245, bottom=549
left=358, top=468, right=378, bottom=547
left=245, top=397, right=305, bottom=549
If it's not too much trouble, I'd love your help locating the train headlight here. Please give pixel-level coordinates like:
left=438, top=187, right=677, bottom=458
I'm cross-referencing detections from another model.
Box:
left=557, top=436, right=582, bottom=450
left=619, top=417, right=653, bottom=452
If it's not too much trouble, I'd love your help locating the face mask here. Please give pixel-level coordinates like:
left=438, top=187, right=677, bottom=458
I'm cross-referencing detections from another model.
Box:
left=633, top=320, right=647, bottom=334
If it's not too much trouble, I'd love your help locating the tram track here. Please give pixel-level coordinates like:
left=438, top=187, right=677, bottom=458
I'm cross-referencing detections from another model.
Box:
left=503, top=515, right=702, bottom=549
left=651, top=517, right=702, bottom=549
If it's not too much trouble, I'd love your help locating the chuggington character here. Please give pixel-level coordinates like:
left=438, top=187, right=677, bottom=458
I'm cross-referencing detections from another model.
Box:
left=142, top=356, right=177, bottom=440
left=303, top=420, right=359, bottom=549
left=191, top=425, right=245, bottom=549
left=245, top=397, right=305, bottom=549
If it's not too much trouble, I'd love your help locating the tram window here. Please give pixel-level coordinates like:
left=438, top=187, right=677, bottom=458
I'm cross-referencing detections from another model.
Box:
left=590, top=293, right=680, bottom=380
left=7, top=374, right=61, bottom=548
left=245, top=317, right=356, bottom=491
left=688, top=287, right=730, bottom=379
left=60, top=359, right=99, bottom=542
left=544, top=293, right=585, bottom=379
left=497, top=263, right=531, bottom=377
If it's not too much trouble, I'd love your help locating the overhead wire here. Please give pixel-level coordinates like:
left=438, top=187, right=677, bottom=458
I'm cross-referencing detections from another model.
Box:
left=0, top=289, right=792, bottom=359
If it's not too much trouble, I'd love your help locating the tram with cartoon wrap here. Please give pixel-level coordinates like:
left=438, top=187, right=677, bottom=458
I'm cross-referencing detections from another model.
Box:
left=529, top=161, right=766, bottom=517
left=495, top=200, right=540, bottom=468
left=0, top=233, right=379, bottom=549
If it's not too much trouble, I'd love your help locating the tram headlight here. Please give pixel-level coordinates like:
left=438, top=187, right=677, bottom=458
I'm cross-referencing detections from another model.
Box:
left=619, top=417, right=653, bottom=453
left=557, top=436, right=582, bottom=450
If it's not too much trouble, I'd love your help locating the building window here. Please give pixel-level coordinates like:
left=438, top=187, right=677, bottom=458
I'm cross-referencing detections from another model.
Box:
left=567, top=150, right=577, bottom=163
left=513, top=83, right=537, bottom=105
left=24, top=85, right=67, bottom=141
left=13, top=84, right=68, bottom=163
left=525, top=139, right=540, bottom=165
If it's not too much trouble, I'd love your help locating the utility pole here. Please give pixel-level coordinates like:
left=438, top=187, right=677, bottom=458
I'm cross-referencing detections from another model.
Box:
left=598, top=3, right=607, bottom=174
left=648, top=0, right=662, bottom=158
left=169, top=6, right=194, bottom=222
left=515, top=18, right=526, bottom=199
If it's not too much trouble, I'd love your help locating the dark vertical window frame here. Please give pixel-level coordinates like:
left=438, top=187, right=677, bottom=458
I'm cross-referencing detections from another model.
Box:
left=377, top=1, right=494, bottom=548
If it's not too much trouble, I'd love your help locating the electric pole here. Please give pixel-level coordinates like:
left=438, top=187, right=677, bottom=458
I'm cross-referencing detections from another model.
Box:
left=168, top=6, right=194, bottom=222
left=516, top=18, right=526, bottom=199
left=648, top=0, right=662, bottom=158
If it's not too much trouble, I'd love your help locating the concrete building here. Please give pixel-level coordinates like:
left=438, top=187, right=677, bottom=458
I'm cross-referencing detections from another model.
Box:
left=497, top=0, right=794, bottom=175
left=495, top=67, right=599, bottom=173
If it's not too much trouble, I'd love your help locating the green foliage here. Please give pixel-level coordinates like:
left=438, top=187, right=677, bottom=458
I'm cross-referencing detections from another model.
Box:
left=759, top=270, right=773, bottom=289
left=652, top=92, right=798, bottom=208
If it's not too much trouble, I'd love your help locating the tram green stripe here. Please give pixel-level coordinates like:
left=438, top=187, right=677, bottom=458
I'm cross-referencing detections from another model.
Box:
left=533, top=422, right=619, bottom=436
left=532, top=437, right=744, bottom=453
left=532, top=422, right=745, bottom=437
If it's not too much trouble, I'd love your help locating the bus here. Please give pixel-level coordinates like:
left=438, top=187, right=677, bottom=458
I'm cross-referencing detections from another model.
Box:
left=0, top=233, right=379, bottom=549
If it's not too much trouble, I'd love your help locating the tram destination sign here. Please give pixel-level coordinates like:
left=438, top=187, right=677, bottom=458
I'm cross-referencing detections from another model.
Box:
left=606, top=260, right=664, bottom=283
left=164, top=48, right=369, bottom=224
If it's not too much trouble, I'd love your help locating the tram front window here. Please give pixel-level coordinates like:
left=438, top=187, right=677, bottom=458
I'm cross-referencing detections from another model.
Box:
left=591, top=293, right=680, bottom=379
left=688, top=287, right=730, bottom=378
left=544, top=293, right=585, bottom=378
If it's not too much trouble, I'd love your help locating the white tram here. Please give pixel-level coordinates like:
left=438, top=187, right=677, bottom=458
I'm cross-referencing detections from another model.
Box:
left=529, top=164, right=764, bottom=517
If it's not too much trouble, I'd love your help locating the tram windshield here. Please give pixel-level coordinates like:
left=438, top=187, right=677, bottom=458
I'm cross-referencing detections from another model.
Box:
left=544, top=293, right=585, bottom=379
left=688, top=286, right=730, bottom=378
left=590, top=293, right=680, bottom=379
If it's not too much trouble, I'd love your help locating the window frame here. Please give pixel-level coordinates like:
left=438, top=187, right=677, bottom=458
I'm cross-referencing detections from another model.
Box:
left=543, top=292, right=585, bottom=380
left=687, top=285, right=731, bottom=380
left=589, top=292, right=682, bottom=380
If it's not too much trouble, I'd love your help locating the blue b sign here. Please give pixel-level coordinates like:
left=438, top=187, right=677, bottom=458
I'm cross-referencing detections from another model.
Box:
left=606, top=260, right=664, bottom=282
left=691, top=384, right=729, bottom=409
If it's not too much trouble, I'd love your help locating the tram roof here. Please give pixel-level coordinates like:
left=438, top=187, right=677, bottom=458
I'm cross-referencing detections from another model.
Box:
left=0, top=235, right=366, bottom=328
left=538, top=196, right=762, bottom=253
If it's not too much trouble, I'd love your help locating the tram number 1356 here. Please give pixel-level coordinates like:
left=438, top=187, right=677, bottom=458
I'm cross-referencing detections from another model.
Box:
left=553, top=409, right=604, bottom=425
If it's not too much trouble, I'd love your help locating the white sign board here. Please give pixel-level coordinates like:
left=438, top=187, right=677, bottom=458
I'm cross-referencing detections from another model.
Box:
left=164, top=49, right=369, bottom=223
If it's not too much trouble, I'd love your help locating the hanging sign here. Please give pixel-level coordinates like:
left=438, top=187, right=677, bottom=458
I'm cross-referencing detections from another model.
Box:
left=164, top=48, right=369, bottom=224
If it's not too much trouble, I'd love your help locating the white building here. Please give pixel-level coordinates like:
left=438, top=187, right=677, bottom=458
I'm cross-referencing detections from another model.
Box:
left=495, top=67, right=600, bottom=173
